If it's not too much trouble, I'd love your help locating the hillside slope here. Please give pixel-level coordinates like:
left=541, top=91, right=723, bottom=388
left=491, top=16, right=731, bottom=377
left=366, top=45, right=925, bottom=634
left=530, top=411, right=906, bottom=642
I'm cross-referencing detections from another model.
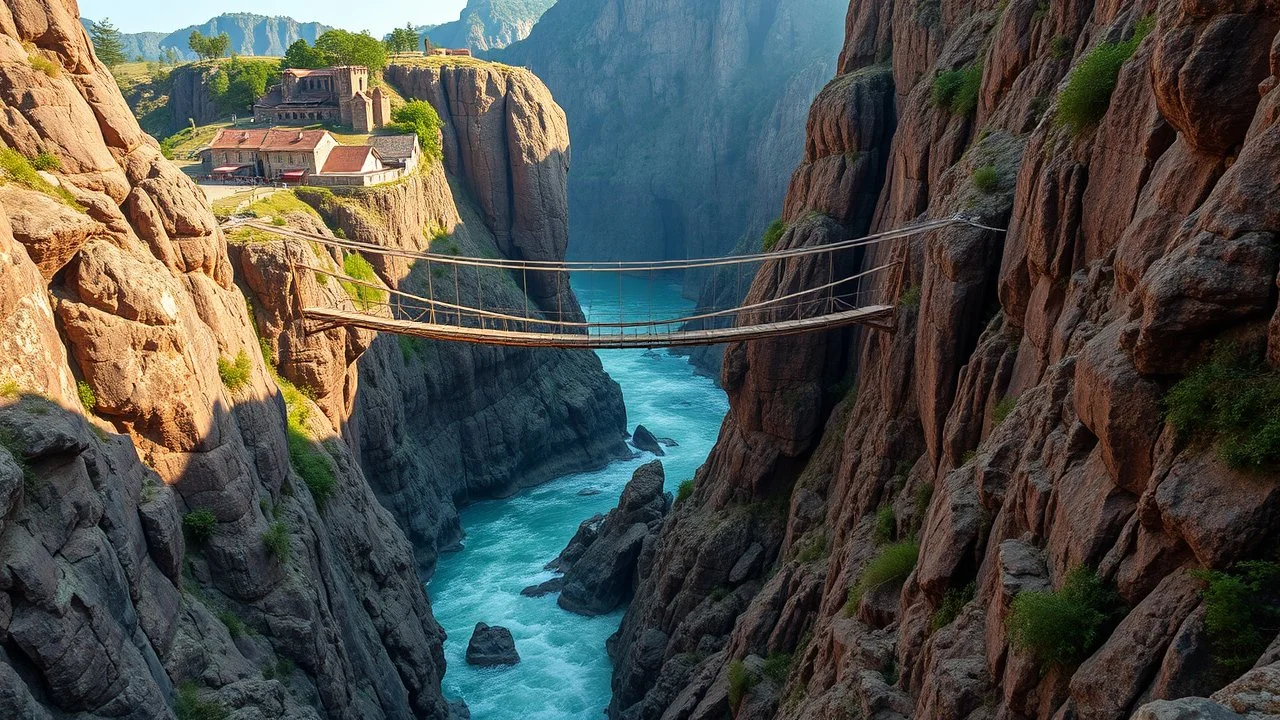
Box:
left=608, top=1, right=1280, bottom=718
left=83, top=13, right=331, bottom=62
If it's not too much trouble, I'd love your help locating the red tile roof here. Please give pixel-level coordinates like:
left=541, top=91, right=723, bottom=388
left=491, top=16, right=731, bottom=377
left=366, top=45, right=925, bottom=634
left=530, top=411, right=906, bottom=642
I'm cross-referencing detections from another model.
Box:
left=211, top=129, right=330, bottom=152
left=322, top=146, right=381, bottom=174
left=210, top=129, right=270, bottom=150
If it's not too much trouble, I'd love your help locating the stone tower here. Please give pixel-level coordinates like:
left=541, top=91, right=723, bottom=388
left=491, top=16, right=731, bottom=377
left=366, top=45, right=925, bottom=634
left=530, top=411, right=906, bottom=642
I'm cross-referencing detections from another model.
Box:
left=347, top=92, right=374, bottom=133
left=334, top=66, right=370, bottom=126
left=371, top=86, right=392, bottom=128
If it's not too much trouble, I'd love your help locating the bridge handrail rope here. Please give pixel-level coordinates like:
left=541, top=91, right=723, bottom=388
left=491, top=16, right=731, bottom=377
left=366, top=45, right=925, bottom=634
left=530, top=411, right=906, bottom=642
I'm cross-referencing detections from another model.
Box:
left=298, top=260, right=896, bottom=331
left=228, top=215, right=1001, bottom=273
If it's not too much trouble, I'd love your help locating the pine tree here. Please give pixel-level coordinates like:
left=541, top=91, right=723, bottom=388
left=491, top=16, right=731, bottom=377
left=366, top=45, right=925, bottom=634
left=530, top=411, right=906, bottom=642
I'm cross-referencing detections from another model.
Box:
left=89, top=18, right=125, bottom=68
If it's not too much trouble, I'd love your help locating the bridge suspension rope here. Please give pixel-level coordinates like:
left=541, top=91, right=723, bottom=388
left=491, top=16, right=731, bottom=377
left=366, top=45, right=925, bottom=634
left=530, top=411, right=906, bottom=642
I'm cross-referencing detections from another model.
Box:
left=224, top=213, right=1005, bottom=348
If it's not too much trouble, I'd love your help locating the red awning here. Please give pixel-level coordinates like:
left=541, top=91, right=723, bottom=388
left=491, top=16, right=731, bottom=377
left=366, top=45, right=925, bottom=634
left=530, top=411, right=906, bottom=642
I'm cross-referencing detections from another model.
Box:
left=211, top=165, right=242, bottom=174
left=280, top=170, right=306, bottom=180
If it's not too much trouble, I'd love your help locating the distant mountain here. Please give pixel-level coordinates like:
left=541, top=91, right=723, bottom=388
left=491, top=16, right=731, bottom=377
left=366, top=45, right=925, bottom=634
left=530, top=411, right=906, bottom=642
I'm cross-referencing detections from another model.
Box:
left=82, top=13, right=332, bottom=62
left=425, top=0, right=556, bottom=53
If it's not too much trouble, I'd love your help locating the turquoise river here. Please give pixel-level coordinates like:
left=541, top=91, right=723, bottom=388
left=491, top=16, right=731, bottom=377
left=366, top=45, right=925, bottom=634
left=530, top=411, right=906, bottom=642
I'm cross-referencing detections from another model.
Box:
left=428, top=273, right=730, bottom=719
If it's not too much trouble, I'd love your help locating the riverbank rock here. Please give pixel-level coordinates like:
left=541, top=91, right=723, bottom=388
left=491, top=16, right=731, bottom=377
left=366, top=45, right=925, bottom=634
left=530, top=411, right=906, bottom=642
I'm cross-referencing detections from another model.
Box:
left=465, top=623, right=520, bottom=666
left=557, top=461, right=671, bottom=615
left=631, top=425, right=665, bottom=456
left=521, top=577, right=565, bottom=598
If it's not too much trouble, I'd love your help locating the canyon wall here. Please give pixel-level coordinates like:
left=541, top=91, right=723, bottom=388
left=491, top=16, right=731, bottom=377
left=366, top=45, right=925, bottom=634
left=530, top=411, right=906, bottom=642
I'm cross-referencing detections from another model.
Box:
left=500, top=0, right=849, bottom=263
left=0, top=3, right=620, bottom=717
left=610, top=1, right=1280, bottom=719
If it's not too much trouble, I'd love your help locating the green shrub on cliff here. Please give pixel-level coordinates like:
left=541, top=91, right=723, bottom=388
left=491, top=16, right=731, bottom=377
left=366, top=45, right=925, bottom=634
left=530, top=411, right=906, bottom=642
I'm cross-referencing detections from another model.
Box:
left=873, top=505, right=896, bottom=545
left=31, top=151, right=61, bottom=172
left=972, top=165, right=999, bottom=193
left=1164, top=344, right=1280, bottom=470
left=1006, top=566, right=1121, bottom=668
left=1056, top=15, right=1155, bottom=134
left=844, top=540, right=919, bottom=614
left=340, top=252, right=386, bottom=311
left=0, top=145, right=83, bottom=209
left=262, top=521, right=291, bottom=562
left=727, top=659, right=756, bottom=710
left=287, top=428, right=337, bottom=509
left=1193, top=560, right=1280, bottom=680
left=217, top=351, right=251, bottom=392
left=761, top=218, right=786, bottom=252
left=676, top=478, right=694, bottom=504
left=76, top=381, right=96, bottom=412
left=386, top=100, right=443, bottom=163
left=930, top=581, right=976, bottom=632
left=932, top=62, right=983, bottom=116
left=183, top=509, right=217, bottom=544
left=175, top=682, right=229, bottom=720
left=992, top=395, right=1017, bottom=425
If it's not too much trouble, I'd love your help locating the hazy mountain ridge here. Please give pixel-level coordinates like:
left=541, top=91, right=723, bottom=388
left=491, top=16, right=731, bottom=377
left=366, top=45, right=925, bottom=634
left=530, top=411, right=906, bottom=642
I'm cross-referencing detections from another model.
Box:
left=425, top=0, right=557, bottom=52
left=82, top=13, right=332, bottom=61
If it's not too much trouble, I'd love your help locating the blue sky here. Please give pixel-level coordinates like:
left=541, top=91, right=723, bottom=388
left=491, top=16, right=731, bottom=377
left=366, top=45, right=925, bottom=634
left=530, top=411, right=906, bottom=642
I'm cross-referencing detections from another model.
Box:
left=80, top=0, right=468, bottom=36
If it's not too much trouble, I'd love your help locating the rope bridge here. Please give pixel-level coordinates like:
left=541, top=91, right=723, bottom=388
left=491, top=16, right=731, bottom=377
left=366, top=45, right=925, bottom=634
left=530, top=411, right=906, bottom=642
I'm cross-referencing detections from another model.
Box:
left=225, top=215, right=1001, bottom=349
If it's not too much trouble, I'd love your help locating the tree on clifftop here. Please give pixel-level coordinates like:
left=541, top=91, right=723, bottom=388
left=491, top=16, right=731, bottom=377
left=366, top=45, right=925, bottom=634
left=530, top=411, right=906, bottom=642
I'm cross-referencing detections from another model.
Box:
left=385, top=24, right=420, bottom=54
left=281, top=39, right=327, bottom=70
left=88, top=18, right=125, bottom=68
left=188, top=30, right=230, bottom=62
left=314, top=30, right=387, bottom=72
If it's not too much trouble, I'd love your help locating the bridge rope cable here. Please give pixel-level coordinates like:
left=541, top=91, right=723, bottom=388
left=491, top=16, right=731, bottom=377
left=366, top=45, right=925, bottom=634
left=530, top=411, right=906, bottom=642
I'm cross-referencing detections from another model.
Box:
left=234, top=214, right=1002, bottom=273
left=298, top=259, right=897, bottom=331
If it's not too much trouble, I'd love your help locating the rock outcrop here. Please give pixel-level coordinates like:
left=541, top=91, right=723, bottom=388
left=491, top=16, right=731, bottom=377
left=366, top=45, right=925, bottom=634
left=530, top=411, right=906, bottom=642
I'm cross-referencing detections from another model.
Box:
left=608, top=1, right=1280, bottom=719
left=0, top=4, right=618, bottom=718
left=466, top=622, right=521, bottom=666
left=556, top=460, right=670, bottom=616
left=500, top=0, right=850, bottom=263
left=630, top=425, right=665, bottom=456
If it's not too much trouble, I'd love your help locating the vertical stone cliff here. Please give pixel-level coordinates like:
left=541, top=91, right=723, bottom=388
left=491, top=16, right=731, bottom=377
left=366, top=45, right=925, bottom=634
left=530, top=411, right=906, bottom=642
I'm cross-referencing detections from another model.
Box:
left=500, top=0, right=849, bottom=262
left=609, top=1, right=1280, bottom=719
left=0, top=4, right=621, bottom=719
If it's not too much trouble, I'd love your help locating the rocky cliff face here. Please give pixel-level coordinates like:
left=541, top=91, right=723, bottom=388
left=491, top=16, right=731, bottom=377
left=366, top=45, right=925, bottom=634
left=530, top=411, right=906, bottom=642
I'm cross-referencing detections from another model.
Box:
left=425, top=0, right=557, bottom=53
left=500, top=0, right=849, bottom=263
left=609, top=1, right=1280, bottom=719
left=0, top=5, right=619, bottom=718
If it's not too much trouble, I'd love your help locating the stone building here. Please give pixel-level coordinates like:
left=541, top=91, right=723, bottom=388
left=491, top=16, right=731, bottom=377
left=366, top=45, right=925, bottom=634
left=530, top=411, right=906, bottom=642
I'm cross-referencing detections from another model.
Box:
left=207, top=128, right=417, bottom=187
left=253, top=66, right=392, bottom=132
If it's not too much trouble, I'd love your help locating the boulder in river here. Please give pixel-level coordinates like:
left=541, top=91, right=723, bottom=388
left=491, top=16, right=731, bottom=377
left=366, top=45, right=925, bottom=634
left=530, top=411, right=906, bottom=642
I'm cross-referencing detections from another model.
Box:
left=465, top=623, right=520, bottom=666
left=631, top=425, right=665, bottom=456
left=545, top=513, right=604, bottom=572
left=521, top=577, right=565, bottom=598
left=557, top=460, right=671, bottom=615
left=578, top=487, right=602, bottom=496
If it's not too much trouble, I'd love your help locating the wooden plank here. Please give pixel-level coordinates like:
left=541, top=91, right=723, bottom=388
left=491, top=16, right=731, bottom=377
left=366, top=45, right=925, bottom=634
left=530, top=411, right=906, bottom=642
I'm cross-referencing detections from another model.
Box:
left=300, top=305, right=896, bottom=349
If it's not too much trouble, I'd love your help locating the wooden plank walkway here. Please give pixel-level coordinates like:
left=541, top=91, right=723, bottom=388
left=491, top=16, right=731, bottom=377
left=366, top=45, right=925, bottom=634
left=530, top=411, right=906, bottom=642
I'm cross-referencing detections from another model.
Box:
left=301, top=305, right=896, bottom=349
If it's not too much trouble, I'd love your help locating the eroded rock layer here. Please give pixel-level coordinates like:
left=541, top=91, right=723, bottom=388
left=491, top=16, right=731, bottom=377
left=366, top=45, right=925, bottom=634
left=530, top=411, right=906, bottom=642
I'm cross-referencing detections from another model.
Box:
left=609, top=1, right=1280, bottom=719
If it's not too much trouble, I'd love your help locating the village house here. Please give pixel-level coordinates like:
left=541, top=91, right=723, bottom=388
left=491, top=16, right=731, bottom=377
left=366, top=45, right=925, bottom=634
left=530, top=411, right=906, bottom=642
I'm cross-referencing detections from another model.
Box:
left=253, top=66, right=392, bottom=133
left=206, top=127, right=420, bottom=187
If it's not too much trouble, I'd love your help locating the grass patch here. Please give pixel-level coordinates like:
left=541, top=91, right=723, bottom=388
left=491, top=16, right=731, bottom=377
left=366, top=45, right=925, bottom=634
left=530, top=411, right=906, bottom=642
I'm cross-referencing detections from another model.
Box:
left=972, top=165, right=1000, bottom=193
left=992, top=395, right=1017, bottom=425
left=28, top=53, right=60, bottom=78
left=930, top=581, right=976, bottom=632
left=287, top=427, right=336, bottom=508
left=76, top=381, right=96, bottom=412
left=873, top=505, right=896, bottom=545
left=761, top=218, right=785, bottom=252
left=1051, top=35, right=1074, bottom=59
left=339, top=252, right=385, bottom=311
left=217, top=351, right=251, bottom=392
left=676, top=478, right=694, bottom=504
left=183, top=509, right=217, bottom=544
left=216, top=610, right=248, bottom=638
left=0, top=145, right=83, bottom=209
left=175, top=682, right=228, bottom=720
left=932, top=62, right=983, bottom=117
left=31, top=151, right=60, bottom=172
left=728, top=659, right=755, bottom=710
left=0, top=428, right=36, bottom=491
left=1164, top=344, right=1280, bottom=470
left=1006, top=566, right=1121, bottom=668
left=262, top=657, right=295, bottom=681
left=845, top=540, right=919, bottom=614
left=900, top=284, right=922, bottom=309
left=0, top=377, right=19, bottom=398
left=262, top=521, right=291, bottom=562
left=763, top=652, right=792, bottom=684
left=1192, top=560, right=1280, bottom=680
left=796, top=532, right=828, bottom=563
left=245, top=190, right=322, bottom=222
left=1056, top=15, right=1155, bottom=134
